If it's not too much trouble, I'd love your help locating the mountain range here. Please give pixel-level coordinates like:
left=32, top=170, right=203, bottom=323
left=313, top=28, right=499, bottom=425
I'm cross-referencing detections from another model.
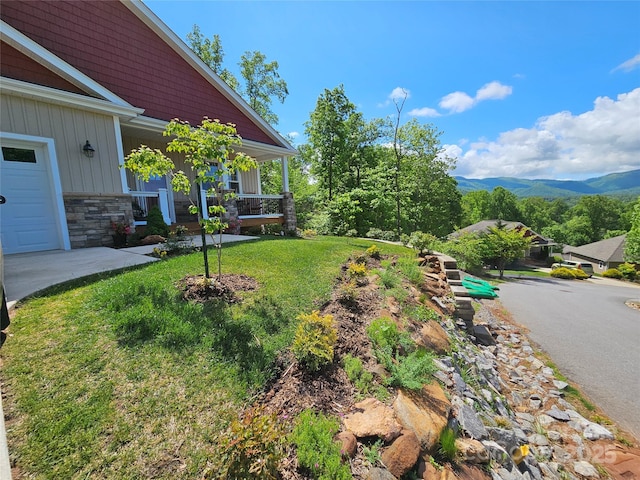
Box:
left=455, top=169, right=640, bottom=198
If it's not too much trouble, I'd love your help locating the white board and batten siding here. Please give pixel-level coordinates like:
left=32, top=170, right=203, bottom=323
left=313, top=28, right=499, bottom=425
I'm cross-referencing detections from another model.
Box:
left=0, top=94, right=121, bottom=253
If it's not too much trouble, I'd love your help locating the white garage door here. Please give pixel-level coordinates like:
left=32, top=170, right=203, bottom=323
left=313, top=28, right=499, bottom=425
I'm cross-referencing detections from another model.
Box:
left=0, top=142, right=63, bottom=254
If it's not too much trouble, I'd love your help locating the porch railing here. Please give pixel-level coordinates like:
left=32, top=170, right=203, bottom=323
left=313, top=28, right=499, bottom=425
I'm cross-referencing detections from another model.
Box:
left=200, top=192, right=284, bottom=220
left=130, top=189, right=171, bottom=226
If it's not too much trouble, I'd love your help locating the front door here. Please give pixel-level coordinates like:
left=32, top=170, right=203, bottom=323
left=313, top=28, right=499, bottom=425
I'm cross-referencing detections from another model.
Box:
left=0, top=142, right=63, bottom=253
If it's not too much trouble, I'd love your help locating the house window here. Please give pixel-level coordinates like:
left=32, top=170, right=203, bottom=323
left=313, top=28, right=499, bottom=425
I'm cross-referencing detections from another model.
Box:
left=1, top=147, right=36, bottom=163
left=203, top=164, right=239, bottom=193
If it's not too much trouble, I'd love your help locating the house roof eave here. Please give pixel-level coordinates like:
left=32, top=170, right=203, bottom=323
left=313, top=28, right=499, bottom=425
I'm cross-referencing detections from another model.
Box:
left=0, top=77, right=145, bottom=120
left=122, top=0, right=296, bottom=153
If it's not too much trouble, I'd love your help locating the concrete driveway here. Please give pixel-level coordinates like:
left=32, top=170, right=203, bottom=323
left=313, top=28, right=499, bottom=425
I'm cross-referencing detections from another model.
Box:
left=498, top=275, right=640, bottom=438
left=3, top=234, right=257, bottom=308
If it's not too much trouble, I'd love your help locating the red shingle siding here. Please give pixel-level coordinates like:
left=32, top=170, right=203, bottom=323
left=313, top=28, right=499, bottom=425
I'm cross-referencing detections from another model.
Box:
left=1, top=41, right=88, bottom=95
left=1, top=0, right=278, bottom=146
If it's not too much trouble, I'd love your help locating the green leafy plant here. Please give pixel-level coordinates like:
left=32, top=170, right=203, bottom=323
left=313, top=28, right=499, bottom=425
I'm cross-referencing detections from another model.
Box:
left=343, top=354, right=373, bottom=394
left=292, top=311, right=337, bottom=372
left=215, top=406, right=286, bottom=479
left=378, top=268, right=400, bottom=289
left=290, top=409, right=351, bottom=480
left=382, top=348, right=437, bottom=390
left=407, top=305, right=439, bottom=323
left=362, top=439, right=383, bottom=466
left=367, top=317, right=402, bottom=352
left=437, top=426, right=458, bottom=462
left=408, top=231, right=438, bottom=255
left=397, top=257, right=423, bottom=286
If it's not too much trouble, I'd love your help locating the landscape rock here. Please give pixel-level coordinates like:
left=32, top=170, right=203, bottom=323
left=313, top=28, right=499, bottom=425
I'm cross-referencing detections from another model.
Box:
left=343, top=398, right=402, bottom=442
left=455, top=402, right=489, bottom=440
left=393, top=383, right=450, bottom=451
left=416, top=321, right=451, bottom=354
left=573, top=460, right=600, bottom=478
left=582, top=422, right=614, bottom=441
left=545, top=407, right=571, bottom=422
left=473, top=324, right=497, bottom=346
left=334, top=430, right=357, bottom=458
left=456, top=437, right=490, bottom=464
left=366, top=467, right=397, bottom=480
left=381, top=430, right=421, bottom=478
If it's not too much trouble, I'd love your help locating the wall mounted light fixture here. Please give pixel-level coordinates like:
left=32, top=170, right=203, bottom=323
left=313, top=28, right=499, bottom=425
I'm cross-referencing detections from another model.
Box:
left=82, top=140, right=95, bottom=158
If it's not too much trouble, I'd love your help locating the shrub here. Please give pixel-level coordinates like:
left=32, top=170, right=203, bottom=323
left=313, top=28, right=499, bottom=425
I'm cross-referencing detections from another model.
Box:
left=573, top=268, right=589, bottom=280
left=337, top=281, right=359, bottom=308
left=603, top=268, right=623, bottom=279
left=397, top=257, right=423, bottom=286
left=366, top=244, right=381, bottom=259
left=618, top=262, right=638, bottom=280
left=366, top=228, right=384, bottom=240
left=380, top=230, right=398, bottom=242
left=291, top=409, right=351, bottom=480
left=292, top=311, right=337, bottom=372
left=378, top=269, right=400, bottom=289
left=347, top=262, right=368, bottom=281
left=409, top=231, right=438, bottom=255
left=144, top=205, right=169, bottom=237
left=345, top=229, right=358, bottom=238
left=216, top=406, right=286, bottom=479
left=343, top=354, right=373, bottom=394
left=367, top=317, right=401, bottom=352
left=383, top=348, right=437, bottom=390
left=407, top=305, right=440, bottom=323
left=302, top=229, right=318, bottom=238
left=550, top=267, right=577, bottom=279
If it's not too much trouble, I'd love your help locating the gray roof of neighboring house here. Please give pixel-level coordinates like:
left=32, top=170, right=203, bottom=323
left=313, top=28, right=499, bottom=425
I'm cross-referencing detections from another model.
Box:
left=564, top=234, right=627, bottom=263
left=450, top=220, right=555, bottom=245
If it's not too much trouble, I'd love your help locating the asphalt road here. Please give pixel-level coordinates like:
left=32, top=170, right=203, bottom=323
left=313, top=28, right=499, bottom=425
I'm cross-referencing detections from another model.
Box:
left=497, top=275, right=640, bottom=438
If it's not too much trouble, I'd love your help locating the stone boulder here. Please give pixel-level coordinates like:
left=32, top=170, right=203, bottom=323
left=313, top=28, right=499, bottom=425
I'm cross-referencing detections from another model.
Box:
left=334, top=431, right=357, bottom=458
left=455, top=437, right=489, bottom=464
left=393, top=382, right=451, bottom=452
left=415, top=321, right=451, bottom=354
left=381, top=430, right=421, bottom=478
left=342, top=398, right=402, bottom=442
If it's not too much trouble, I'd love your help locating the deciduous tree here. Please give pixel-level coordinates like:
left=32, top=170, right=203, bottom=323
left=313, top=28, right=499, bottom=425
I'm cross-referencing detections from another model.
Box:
left=124, top=118, right=256, bottom=281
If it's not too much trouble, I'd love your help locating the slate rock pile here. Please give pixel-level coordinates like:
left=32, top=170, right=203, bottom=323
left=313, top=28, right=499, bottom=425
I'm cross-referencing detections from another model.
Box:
left=334, top=254, right=638, bottom=479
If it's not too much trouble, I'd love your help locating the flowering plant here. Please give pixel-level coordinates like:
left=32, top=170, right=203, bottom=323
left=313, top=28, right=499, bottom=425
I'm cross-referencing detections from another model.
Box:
left=111, top=221, right=131, bottom=235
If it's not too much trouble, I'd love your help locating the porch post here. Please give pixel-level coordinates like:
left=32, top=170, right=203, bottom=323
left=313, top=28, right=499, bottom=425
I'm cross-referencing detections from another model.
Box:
left=281, top=156, right=290, bottom=193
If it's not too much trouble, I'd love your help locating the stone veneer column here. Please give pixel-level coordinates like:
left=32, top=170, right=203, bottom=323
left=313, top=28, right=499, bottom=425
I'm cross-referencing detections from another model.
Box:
left=64, top=193, right=134, bottom=248
left=281, top=192, right=297, bottom=232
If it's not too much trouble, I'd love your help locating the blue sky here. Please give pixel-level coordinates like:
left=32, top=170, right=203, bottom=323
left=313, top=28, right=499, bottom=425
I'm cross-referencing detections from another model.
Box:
left=145, top=1, right=640, bottom=181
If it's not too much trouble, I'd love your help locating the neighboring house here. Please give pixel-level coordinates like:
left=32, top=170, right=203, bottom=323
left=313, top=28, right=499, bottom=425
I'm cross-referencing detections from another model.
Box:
left=0, top=0, right=297, bottom=255
left=563, top=234, right=627, bottom=275
left=450, top=220, right=557, bottom=259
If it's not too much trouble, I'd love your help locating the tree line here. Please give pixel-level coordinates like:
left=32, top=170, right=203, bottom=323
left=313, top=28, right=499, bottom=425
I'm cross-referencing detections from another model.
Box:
left=185, top=26, right=640, bottom=262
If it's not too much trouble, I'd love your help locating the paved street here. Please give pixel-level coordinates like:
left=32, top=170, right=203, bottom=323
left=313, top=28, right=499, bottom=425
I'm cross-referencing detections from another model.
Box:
left=497, top=276, right=640, bottom=438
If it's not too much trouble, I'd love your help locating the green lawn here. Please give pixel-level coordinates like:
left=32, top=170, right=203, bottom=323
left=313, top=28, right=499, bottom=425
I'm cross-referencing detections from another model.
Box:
left=1, top=236, right=411, bottom=479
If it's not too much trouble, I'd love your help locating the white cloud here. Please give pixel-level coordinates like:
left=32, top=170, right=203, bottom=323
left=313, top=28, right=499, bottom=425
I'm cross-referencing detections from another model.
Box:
left=612, top=53, right=640, bottom=73
left=453, top=88, right=640, bottom=179
left=438, top=81, right=513, bottom=114
left=439, top=91, right=475, bottom=113
left=389, top=87, right=410, bottom=101
left=476, top=81, right=513, bottom=101
left=288, top=131, right=300, bottom=139
left=407, top=107, right=441, bottom=117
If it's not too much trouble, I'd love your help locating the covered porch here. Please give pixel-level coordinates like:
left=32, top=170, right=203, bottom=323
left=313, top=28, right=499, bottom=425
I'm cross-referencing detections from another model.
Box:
left=121, top=121, right=296, bottom=235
